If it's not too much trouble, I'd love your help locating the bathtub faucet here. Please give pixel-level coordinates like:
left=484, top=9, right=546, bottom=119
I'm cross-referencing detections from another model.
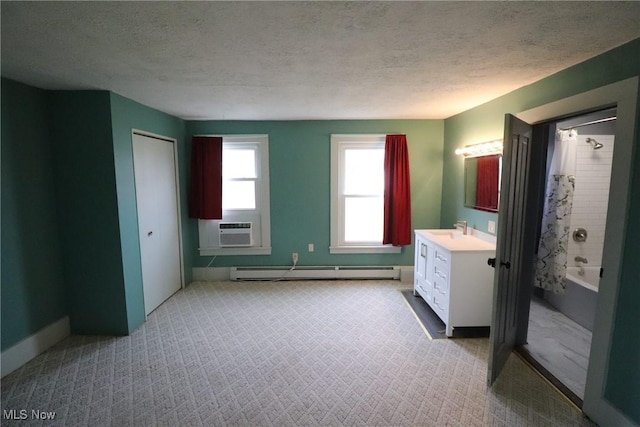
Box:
left=574, top=256, right=588, bottom=264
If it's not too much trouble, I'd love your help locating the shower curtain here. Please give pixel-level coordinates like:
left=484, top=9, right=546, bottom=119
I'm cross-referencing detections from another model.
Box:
left=534, top=129, right=578, bottom=294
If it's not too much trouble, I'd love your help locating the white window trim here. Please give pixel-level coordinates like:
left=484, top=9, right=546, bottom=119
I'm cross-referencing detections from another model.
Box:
left=330, top=134, right=401, bottom=254
left=198, top=134, right=271, bottom=256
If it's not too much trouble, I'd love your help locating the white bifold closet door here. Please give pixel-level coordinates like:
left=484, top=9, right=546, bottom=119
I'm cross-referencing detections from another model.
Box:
left=132, top=132, right=183, bottom=315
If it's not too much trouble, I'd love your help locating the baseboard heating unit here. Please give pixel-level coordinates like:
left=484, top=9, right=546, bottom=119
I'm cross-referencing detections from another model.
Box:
left=230, top=266, right=400, bottom=281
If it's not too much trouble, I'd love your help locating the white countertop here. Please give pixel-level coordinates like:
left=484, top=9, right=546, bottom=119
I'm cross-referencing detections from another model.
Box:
left=415, top=229, right=496, bottom=252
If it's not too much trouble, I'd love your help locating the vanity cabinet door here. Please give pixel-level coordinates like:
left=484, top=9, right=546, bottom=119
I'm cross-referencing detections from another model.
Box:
left=415, top=237, right=428, bottom=283
left=414, top=233, right=433, bottom=303
left=413, top=235, right=427, bottom=297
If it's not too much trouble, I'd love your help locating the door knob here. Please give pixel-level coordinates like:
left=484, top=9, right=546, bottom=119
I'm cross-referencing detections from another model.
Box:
left=500, top=261, right=511, bottom=269
left=487, top=258, right=496, bottom=268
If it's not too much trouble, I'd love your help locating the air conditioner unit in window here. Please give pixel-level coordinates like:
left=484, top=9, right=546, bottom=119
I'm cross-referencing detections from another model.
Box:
left=219, top=222, right=253, bottom=247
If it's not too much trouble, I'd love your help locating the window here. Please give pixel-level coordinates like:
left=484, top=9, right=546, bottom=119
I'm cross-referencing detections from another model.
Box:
left=330, top=134, right=400, bottom=254
left=198, top=135, right=271, bottom=255
left=222, top=146, right=257, bottom=210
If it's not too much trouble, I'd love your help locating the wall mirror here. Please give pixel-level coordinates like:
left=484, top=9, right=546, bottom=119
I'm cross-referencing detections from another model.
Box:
left=463, top=154, right=501, bottom=212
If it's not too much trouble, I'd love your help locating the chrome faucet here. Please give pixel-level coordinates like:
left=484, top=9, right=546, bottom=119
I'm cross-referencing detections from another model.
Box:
left=454, top=220, right=468, bottom=235
left=575, top=256, right=588, bottom=264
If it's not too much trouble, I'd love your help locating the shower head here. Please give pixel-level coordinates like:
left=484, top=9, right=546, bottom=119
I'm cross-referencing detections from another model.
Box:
left=586, top=137, right=604, bottom=150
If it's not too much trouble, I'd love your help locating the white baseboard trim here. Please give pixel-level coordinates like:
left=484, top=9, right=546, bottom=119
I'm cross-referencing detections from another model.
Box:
left=1, top=316, right=70, bottom=377
left=193, top=266, right=414, bottom=284
left=230, top=266, right=401, bottom=281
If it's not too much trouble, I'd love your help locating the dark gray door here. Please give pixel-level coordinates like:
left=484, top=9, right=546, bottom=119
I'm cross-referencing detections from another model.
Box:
left=487, top=114, right=533, bottom=385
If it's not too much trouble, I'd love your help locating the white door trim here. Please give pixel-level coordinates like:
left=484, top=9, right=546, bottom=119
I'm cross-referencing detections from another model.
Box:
left=517, top=77, right=639, bottom=426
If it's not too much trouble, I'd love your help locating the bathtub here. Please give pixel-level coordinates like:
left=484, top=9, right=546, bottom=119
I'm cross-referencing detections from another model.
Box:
left=544, top=266, right=599, bottom=332
left=567, top=266, right=600, bottom=293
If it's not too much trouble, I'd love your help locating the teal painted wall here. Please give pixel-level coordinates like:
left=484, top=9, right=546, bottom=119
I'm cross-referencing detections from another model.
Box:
left=47, top=90, right=130, bottom=335
left=109, top=93, right=188, bottom=332
left=604, top=81, right=640, bottom=424
left=186, top=120, right=444, bottom=267
left=2, top=84, right=189, bottom=340
left=442, top=39, right=640, bottom=423
left=1, top=79, right=68, bottom=350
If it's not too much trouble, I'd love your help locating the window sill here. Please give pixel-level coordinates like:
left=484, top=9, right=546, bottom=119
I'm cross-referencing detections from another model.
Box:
left=199, top=247, right=272, bottom=256
left=329, top=245, right=402, bottom=254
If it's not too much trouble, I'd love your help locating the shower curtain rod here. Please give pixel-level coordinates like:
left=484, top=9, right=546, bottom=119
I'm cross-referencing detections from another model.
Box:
left=559, top=116, right=617, bottom=131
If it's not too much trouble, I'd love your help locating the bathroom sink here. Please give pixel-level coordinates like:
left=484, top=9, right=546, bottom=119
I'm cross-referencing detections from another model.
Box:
left=419, top=229, right=496, bottom=251
left=425, top=229, right=455, bottom=236
left=427, top=229, right=469, bottom=239
left=450, top=232, right=469, bottom=240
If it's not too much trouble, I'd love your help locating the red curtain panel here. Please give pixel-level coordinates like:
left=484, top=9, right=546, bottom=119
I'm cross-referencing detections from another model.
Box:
left=383, top=134, right=412, bottom=246
left=189, top=136, right=223, bottom=219
left=476, top=154, right=500, bottom=210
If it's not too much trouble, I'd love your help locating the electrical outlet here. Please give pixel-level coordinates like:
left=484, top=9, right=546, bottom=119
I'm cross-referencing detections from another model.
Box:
left=308, top=243, right=314, bottom=252
left=292, top=252, right=299, bottom=263
left=488, top=220, right=496, bottom=234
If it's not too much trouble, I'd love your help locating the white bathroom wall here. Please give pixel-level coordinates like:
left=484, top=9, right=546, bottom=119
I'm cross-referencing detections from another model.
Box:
left=567, top=134, right=615, bottom=267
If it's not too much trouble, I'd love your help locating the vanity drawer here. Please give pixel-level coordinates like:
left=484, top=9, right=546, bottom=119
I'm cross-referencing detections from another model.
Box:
left=433, top=276, right=448, bottom=297
left=433, top=248, right=450, bottom=270
left=432, top=294, right=448, bottom=322
left=433, top=265, right=449, bottom=291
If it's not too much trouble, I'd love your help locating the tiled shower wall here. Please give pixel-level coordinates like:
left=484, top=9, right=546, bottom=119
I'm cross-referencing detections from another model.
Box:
left=567, top=134, right=615, bottom=268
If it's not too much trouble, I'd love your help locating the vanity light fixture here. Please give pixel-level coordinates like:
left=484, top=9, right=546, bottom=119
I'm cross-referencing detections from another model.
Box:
left=455, top=140, right=503, bottom=157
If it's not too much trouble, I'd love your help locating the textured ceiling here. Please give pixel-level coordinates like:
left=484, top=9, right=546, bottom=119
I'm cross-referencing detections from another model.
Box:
left=2, top=1, right=639, bottom=120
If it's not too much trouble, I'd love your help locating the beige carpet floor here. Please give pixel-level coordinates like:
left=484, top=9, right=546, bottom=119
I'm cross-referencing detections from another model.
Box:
left=1, top=280, right=594, bottom=426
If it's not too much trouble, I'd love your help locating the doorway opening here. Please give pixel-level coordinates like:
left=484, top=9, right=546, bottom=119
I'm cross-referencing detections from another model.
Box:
left=518, top=107, right=617, bottom=407
left=487, top=77, right=637, bottom=426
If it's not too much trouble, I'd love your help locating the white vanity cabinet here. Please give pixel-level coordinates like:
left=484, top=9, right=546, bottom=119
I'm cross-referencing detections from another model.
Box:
left=413, top=229, right=496, bottom=337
